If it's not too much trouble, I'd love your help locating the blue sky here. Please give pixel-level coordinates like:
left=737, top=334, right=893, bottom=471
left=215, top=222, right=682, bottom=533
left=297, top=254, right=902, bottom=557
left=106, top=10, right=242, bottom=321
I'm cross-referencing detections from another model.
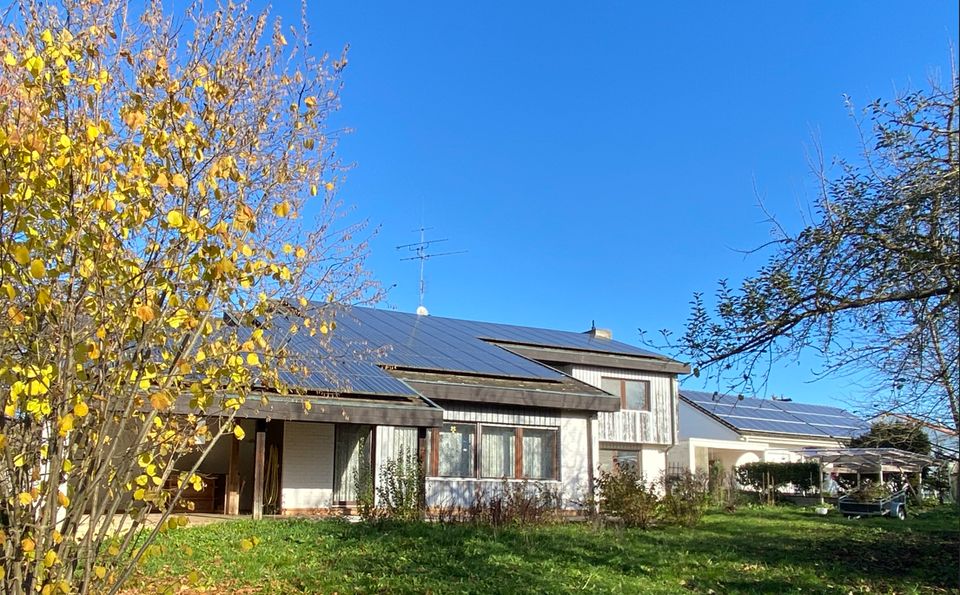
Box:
left=277, top=2, right=957, bottom=411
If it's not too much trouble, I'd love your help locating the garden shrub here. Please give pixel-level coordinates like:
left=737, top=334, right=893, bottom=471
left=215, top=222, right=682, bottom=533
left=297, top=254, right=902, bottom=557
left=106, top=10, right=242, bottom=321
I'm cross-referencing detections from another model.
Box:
left=375, top=447, right=423, bottom=521
left=435, top=480, right=564, bottom=526
left=660, top=470, right=710, bottom=527
left=595, top=467, right=659, bottom=529
left=735, top=461, right=820, bottom=500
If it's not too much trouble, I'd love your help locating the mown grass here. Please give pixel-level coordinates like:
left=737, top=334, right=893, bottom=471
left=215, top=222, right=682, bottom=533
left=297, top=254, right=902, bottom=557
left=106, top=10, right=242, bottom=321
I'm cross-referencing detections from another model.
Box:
left=130, top=506, right=959, bottom=594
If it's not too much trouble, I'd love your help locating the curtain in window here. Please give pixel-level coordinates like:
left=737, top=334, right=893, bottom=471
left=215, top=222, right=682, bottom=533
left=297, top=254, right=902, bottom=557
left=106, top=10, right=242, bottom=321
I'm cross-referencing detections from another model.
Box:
left=481, top=426, right=515, bottom=478
left=522, top=429, right=556, bottom=480
left=438, top=423, right=475, bottom=477
left=333, top=425, right=371, bottom=503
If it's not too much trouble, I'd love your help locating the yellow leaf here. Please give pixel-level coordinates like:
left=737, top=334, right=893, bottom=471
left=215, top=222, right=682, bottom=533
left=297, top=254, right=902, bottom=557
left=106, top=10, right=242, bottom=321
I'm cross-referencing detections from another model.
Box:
left=282, top=243, right=293, bottom=254
left=171, top=173, right=188, bottom=188
left=41, top=29, right=53, bottom=44
left=155, top=172, right=169, bottom=190
left=310, top=184, right=318, bottom=196
left=25, top=55, right=44, bottom=76
left=22, top=537, right=35, bottom=552
left=272, top=201, right=291, bottom=217
left=295, top=247, right=306, bottom=259
left=86, top=124, right=100, bottom=142
left=3, top=52, right=16, bottom=66
left=246, top=353, right=260, bottom=366
left=13, top=245, right=29, bottom=265
left=136, top=304, right=156, bottom=323
left=57, top=491, right=70, bottom=507
left=166, top=209, right=183, bottom=228
left=150, top=391, right=172, bottom=411
left=30, top=259, right=45, bottom=279
left=196, top=296, right=210, bottom=311
left=58, top=134, right=72, bottom=149
left=79, top=258, right=95, bottom=278
left=74, top=401, right=89, bottom=417
left=325, top=182, right=335, bottom=192
left=58, top=414, right=75, bottom=436
left=233, top=425, right=245, bottom=441
left=18, top=492, right=33, bottom=505
left=94, top=566, right=106, bottom=580
left=63, top=459, right=74, bottom=472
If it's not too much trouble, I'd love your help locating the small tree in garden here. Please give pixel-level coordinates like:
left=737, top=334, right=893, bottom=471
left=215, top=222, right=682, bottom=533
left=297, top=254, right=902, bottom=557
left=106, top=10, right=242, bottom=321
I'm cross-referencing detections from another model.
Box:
left=0, top=1, right=372, bottom=592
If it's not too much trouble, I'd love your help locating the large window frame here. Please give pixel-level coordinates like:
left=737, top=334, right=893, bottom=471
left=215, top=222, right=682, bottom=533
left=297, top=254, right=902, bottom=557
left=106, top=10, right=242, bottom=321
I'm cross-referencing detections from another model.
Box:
left=427, top=422, right=559, bottom=481
left=601, top=377, right=651, bottom=411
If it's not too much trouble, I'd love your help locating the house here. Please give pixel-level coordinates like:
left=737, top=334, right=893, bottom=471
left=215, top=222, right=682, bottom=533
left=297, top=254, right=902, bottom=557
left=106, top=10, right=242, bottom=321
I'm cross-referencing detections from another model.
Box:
left=176, top=305, right=689, bottom=515
left=667, top=390, right=869, bottom=474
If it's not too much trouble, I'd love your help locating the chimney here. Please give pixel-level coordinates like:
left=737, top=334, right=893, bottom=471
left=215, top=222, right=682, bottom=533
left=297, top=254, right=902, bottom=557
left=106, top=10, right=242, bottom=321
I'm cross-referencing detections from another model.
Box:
left=584, top=320, right=612, bottom=340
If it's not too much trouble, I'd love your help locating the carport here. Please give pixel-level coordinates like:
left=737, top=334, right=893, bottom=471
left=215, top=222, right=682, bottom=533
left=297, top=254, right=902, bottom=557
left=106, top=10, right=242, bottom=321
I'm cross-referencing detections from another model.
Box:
left=798, top=447, right=933, bottom=503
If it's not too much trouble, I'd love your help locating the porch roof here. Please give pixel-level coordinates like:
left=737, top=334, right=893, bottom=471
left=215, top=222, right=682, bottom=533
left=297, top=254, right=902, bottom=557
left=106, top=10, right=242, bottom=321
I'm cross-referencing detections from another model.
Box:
left=797, top=447, right=933, bottom=473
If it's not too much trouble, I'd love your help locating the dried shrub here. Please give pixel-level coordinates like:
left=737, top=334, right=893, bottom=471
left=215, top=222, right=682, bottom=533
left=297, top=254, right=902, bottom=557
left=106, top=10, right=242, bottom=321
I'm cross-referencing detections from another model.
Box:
left=595, top=467, right=659, bottom=529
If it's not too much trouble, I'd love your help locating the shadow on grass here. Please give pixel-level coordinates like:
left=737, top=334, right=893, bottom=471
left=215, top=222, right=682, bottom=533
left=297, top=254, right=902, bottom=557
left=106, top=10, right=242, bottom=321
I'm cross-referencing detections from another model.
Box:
left=134, top=506, right=959, bottom=594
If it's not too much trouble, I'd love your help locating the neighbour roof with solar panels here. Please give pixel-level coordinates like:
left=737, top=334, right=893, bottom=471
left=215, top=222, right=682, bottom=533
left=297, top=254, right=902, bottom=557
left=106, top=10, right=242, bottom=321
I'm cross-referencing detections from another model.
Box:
left=680, top=389, right=870, bottom=440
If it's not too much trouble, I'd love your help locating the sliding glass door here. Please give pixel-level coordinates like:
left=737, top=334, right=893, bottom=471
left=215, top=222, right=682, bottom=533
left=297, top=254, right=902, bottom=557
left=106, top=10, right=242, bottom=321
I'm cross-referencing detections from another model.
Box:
left=332, top=424, right=372, bottom=504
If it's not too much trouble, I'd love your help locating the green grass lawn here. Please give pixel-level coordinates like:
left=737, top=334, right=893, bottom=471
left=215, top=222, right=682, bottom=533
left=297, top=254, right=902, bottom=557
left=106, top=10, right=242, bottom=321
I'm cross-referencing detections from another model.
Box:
left=130, top=506, right=959, bottom=594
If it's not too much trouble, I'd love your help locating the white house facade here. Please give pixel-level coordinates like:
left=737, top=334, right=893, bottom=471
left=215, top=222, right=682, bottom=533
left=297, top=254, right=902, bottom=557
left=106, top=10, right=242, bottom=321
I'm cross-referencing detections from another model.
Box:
left=174, top=306, right=688, bottom=515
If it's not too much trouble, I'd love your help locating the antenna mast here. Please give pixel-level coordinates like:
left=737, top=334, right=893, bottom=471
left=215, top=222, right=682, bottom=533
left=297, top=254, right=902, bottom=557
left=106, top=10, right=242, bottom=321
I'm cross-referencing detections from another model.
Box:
left=396, top=227, right=465, bottom=315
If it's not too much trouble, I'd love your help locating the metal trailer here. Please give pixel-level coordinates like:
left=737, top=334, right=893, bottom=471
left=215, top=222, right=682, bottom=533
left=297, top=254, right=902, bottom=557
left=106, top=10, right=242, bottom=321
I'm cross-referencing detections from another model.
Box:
left=837, top=489, right=908, bottom=520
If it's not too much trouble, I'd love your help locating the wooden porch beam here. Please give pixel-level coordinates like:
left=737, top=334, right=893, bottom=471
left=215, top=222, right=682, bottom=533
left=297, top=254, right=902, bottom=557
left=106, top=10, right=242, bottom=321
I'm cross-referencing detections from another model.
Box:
left=252, top=426, right=266, bottom=520
left=225, top=435, right=240, bottom=515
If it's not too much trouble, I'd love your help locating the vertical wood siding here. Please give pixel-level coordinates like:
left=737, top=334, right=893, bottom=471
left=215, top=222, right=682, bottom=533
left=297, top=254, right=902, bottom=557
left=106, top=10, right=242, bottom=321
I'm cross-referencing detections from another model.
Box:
left=439, top=402, right=561, bottom=427
left=569, top=366, right=676, bottom=445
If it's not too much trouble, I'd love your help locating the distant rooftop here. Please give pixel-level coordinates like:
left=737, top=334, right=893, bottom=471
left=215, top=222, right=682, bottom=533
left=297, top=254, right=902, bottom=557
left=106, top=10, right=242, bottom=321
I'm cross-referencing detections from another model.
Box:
left=681, top=389, right=869, bottom=439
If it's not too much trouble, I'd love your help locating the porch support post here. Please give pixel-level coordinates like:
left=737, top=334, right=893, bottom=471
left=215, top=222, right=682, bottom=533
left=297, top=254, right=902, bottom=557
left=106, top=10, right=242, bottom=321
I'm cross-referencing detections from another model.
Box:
left=252, top=421, right=266, bottom=520
left=818, top=458, right=824, bottom=504
left=225, top=432, right=240, bottom=515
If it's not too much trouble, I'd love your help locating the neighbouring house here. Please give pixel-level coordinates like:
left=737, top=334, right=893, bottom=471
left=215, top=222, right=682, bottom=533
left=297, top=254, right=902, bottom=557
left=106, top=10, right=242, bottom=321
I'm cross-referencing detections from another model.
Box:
left=666, top=390, right=869, bottom=475
left=175, top=305, right=689, bottom=515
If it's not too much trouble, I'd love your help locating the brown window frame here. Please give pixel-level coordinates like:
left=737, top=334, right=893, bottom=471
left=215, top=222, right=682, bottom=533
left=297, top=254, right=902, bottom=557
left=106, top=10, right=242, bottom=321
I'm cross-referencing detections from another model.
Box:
left=601, top=377, right=651, bottom=412
left=427, top=423, right=560, bottom=481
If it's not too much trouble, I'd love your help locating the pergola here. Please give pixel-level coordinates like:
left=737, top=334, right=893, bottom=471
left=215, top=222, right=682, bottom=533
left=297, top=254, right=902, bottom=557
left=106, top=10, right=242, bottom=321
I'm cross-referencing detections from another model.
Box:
left=798, top=447, right=934, bottom=502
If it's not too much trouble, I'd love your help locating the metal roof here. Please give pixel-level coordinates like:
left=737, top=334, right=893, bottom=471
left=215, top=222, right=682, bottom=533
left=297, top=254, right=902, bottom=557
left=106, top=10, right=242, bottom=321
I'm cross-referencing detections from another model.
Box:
left=681, top=389, right=869, bottom=439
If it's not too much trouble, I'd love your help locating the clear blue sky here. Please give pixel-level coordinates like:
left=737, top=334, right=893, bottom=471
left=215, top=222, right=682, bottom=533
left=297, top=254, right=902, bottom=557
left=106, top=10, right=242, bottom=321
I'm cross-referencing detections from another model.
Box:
left=277, top=1, right=957, bottom=411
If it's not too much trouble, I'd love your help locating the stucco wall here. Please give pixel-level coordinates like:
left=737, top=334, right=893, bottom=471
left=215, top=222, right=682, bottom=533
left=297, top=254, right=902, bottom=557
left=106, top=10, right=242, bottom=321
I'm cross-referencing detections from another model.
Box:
left=281, top=422, right=334, bottom=510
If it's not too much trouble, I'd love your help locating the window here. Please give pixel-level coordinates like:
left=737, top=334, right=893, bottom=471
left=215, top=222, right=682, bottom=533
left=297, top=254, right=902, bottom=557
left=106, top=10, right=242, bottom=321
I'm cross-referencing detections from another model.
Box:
left=480, top=426, right=516, bottom=478
left=427, top=423, right=559, bottom=480
left=436, top=423, right=475, bottom=478
left=522, top=428, right=557, bottom=480
left=601, top=377, right=651, bottom=411
left=598, top=448, right=641, bottom=475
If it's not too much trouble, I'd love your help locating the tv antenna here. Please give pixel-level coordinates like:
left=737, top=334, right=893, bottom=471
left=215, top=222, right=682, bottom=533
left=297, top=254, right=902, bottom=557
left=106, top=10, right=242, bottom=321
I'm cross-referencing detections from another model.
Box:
left=396, top=227, right=466, bottom=315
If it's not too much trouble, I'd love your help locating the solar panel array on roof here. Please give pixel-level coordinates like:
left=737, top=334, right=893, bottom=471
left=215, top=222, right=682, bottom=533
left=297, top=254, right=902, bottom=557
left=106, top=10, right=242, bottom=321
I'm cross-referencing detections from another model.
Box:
left=247, top=305, right=679, bottom=395
left=681, top=389, right=869, bottom=439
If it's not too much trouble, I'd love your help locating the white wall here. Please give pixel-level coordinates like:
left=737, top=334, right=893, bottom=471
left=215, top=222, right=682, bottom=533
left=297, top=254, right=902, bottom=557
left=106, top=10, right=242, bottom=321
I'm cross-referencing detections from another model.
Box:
left=281, top=422, right=334, bottom=511
left=678, top=401, right=740, bottom=441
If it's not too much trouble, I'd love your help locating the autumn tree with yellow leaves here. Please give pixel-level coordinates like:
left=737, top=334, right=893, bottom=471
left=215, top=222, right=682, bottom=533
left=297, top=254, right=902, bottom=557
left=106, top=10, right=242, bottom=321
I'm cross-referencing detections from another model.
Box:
left=0, top=1, right=372, bottom=592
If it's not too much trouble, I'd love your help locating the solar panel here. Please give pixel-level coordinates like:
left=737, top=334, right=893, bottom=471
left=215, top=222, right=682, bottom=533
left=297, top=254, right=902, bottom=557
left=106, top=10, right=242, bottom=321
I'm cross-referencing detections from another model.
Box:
left=681, top=389, right=869, bottom=439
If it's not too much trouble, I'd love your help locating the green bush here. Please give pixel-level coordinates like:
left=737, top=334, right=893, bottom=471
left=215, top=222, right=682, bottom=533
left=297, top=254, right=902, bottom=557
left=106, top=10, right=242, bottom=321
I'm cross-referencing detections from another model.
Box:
left=735, top=461, right=820, bottom=497
left=375, top=447, right=423, bottom=521
left=595, top=467, right=660, bottom=529
left=660, top=471, right=710, bottom=527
